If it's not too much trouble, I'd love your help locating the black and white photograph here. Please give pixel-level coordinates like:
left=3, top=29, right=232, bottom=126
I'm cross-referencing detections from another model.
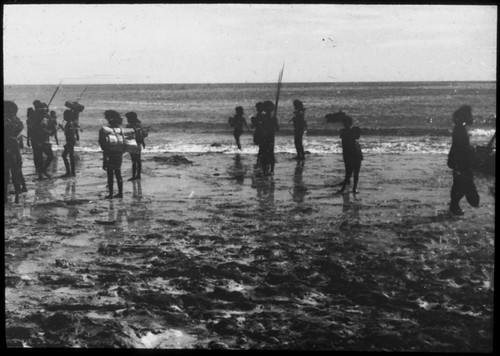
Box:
left=3, top=3, right=496, bottom=351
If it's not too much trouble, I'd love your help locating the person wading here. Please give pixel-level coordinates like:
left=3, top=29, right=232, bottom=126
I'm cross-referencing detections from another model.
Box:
left=447, top=105, right=479, bottom=215
left=228, top=106, right=251, bottom=150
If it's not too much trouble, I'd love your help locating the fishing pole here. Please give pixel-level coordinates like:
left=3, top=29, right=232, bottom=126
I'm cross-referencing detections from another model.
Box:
left=47, top=81, right=62, bottom=107
left=273, top=62, right=285, bottom=119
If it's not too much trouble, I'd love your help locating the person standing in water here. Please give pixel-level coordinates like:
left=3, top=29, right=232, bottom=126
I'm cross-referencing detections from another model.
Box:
left=229, top=106, right=251, bottom=150
left=99, top=110, right=124, bottom=199
left=125, top=111, right=145, bottom=181
left=61, top=109, right=79, bottom=177
left=250, top=101, right=265, bottom=165
left=4, top=101, right=27, bottom=203
left=289, top=99, right=307, bottom=160
left=447, top=105, right=479, bottom=215
left=260, top=100, right=280, bottom=176
left=32, top=102, right=54, bottom=179
left=336, top=115, right=363, bottom=194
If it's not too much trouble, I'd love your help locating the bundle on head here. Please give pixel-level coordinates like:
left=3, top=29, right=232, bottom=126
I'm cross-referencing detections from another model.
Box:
left=453, top=105, right=473, bottom=125
left=4, top=100, right=18, bottom=118
left=325, top=110, right=347, bottom=123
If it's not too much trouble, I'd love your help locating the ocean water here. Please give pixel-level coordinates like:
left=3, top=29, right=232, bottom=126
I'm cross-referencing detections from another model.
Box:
left=3, top=82, right=496, bottom=155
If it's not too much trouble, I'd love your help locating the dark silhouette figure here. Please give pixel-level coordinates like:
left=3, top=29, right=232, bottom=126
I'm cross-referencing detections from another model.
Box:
left=250, top=102, right=265, bottom=165
left=48, top=110, right=59, bottom=145
left=4, top=101, right=27, bottom=203
left=99, top=110, right=124, bottom=199
left=336, top=116, right=363, bottom=194
left=229, top=106, right=251, bottom=150
left=289, top=99, right=307, bottom=160
left=260, top=100, right=280, bottom=176
left=125, top=111, right=145, bottom=181
left=61, top=109, right=79, bottom=177
left=447, top=105, right=479, bottom=215
left=27, top=101, right=45, bottom=177
left=30, top=102, right=54, bottom=179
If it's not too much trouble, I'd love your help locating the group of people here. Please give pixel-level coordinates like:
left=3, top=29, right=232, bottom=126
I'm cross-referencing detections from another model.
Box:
left=3, top=99, right=146, bottom=202
left=229, top=99, right=362, bottom=194
left=98, top=110, right=146, bottom=199
left=4, top=97, right=480, bottom=216
left=228, top=99, right=306, bottom=176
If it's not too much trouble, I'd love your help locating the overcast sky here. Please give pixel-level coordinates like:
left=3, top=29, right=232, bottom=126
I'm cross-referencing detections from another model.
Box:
left=3, top=4, right=497, bottom=84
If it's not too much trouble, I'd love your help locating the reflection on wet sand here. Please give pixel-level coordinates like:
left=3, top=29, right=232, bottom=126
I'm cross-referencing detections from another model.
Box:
left=128, top=180, right=152, bottom=232
left=339, top=192, right=361, bottom=234
left=227, top=153, right=246, bottom=185
left=63, top=179, right=79, bottom=220
left=292, top=160, right=308, bottom=203
left=103, top=199, right=127, bottom=239
left=251, top=175, right=276, bottom=215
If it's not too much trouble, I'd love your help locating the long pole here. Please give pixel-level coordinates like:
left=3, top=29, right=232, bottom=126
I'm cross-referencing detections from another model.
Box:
left=47, top=81, right=62, bottom=107
left=75, top=87, right=87, bottom=103
left=273, top=62, right=285, bottom=118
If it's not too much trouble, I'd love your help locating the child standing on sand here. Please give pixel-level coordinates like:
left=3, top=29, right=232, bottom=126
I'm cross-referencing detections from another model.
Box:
left=447, top=105, right=479, bottom=215
left=125, top=111, right=145, bottom=181
left=99, top=110, right=124, bottom=199
left=337, top=115, right=363, bottom=194
left=289, top=99, right=307, bottom=160
left=229, top=106, right=251, bottom=150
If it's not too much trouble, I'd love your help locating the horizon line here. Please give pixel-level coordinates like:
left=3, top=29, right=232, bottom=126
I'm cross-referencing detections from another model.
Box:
left=4, top=79, right=496, bottom=86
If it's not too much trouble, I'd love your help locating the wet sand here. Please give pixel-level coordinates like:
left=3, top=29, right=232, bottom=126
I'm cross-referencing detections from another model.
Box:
left=4, top=149, right=495, bottom=350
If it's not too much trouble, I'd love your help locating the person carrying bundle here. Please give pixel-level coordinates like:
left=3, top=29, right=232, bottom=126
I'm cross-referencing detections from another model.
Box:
left=64, top=99, right=85, bottom=141
left=336, top=115, right=363, bottom=195
left=125, top=111, right=146, bottom=181
left=98, top=110, right=137, bottom=198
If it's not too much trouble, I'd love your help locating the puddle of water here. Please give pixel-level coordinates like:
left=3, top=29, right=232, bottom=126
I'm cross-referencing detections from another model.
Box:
left=85, top=311, right=115, bottom=320
left=139, top=329, right=196, bottom=349
left=61, top=232, right=95, bottom=248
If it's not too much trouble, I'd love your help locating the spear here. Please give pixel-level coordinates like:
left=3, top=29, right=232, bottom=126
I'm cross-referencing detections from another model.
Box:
left=75, top=87, right=87, bottom=103
left=273, top=62, right=285, bottom=119
left=47, top=81, right=62, bottom=107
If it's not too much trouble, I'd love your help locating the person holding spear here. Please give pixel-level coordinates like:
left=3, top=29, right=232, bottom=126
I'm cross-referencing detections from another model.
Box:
left=64, top=86, right=87, bottom=142
left=260, top=64, right=284, bottom=176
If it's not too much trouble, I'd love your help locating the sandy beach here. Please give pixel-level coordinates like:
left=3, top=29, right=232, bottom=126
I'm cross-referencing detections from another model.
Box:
left=4, top=148, right=495, bottom=350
